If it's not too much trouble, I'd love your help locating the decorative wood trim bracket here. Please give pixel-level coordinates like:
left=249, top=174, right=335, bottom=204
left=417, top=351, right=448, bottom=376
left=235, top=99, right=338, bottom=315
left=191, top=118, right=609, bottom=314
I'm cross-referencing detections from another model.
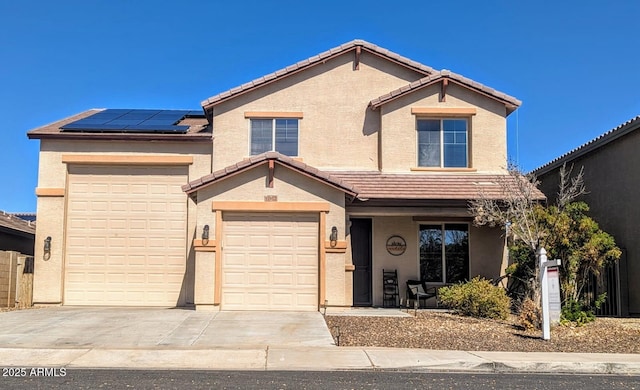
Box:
left=61, top=154, right=193, bottom=165
left=440, top=79, right=449, bottom=102
left=35, top=188, right=65, bottom=197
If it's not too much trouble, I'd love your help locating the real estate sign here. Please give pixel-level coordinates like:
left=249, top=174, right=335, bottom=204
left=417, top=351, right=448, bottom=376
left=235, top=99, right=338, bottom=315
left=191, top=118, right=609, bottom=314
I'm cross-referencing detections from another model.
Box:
left=547, top=267, right=561, bottom=323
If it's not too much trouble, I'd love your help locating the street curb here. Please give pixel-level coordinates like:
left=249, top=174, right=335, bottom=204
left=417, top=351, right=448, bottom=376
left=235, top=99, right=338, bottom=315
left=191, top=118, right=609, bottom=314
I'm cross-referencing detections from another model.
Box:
left=1, top=347, right=640, bottom=375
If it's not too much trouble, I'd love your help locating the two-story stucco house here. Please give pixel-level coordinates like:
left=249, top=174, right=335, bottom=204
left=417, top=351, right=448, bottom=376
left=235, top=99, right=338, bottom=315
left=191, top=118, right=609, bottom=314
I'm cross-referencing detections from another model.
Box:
left=28, top=40, right=527, bottom=311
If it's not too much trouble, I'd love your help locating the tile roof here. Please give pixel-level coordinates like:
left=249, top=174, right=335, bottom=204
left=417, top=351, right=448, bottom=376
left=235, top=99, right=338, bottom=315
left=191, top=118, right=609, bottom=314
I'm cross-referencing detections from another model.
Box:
left=27, top=109, right=211, bottom=141
left=0, top=211, right=36, bottom=235
left=328, top=172, right=545, bottom=201
left=200, top=39, right=436, bottom=109
left=182, top=152, right=358, bottom=196
left=533, top=115, right=640, bottom=176
left=369, top=70, right=521, bottom=114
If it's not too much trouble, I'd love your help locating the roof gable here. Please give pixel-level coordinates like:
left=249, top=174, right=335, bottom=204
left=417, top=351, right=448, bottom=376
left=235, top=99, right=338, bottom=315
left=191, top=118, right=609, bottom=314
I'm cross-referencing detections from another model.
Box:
left=200, top=40, right=436, bottom=112
left=183, top=152, right=358, bottom=197
left=369, top=70, right=521, bottom=115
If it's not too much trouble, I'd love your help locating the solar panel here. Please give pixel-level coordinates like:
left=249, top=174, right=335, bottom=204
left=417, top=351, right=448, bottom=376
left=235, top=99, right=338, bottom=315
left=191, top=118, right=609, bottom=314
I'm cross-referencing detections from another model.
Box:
left=60, top=109, right=204, bottom=134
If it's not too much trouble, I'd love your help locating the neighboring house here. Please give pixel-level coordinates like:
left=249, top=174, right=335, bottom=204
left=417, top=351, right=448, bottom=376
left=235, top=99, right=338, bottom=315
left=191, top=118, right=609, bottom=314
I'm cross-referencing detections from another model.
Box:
left=0, top=211, right=35, bottom=256
left=27, top=40, right=533, bottom=310
left=534, top=115, right=640, bottom=317
left=10, top=213, right=37, bottom=223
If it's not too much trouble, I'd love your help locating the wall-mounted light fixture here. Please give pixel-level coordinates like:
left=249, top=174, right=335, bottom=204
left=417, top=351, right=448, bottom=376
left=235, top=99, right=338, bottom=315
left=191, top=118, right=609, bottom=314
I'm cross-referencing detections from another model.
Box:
left=43, top=236, right=52, bottom=261
left=329, top=226, right=338, bottom=248
left=202, top=225, right=210, bottom=245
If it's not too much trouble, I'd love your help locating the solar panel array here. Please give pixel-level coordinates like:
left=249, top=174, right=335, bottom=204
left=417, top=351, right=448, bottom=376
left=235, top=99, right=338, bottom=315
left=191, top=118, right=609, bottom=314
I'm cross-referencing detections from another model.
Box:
left=61, top=109, right=204, bottom=133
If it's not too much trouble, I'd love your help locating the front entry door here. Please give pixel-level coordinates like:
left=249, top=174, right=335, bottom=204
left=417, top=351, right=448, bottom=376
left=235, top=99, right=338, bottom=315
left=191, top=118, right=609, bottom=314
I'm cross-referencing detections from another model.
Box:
left=351, top=218, right=372, bottom=306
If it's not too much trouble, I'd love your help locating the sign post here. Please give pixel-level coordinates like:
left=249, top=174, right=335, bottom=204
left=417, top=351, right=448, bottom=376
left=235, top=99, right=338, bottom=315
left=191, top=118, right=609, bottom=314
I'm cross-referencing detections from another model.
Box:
left=537, top=247, right=561, bottom=340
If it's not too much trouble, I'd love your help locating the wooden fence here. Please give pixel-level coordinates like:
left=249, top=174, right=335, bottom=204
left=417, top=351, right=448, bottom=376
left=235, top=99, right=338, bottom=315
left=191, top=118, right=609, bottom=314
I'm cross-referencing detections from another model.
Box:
left=0, top=251, right=33, bottom=308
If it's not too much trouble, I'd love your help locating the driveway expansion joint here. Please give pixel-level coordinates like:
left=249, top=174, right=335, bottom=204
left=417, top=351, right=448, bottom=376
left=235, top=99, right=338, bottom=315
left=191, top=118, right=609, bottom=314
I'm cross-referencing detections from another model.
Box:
left=362, top=349, right=376, bottom=368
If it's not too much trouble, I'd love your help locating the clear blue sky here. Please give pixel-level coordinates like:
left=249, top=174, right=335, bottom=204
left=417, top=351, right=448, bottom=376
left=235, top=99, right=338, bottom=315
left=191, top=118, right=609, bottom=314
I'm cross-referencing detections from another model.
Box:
left=1, top=1, right=638, bottom=212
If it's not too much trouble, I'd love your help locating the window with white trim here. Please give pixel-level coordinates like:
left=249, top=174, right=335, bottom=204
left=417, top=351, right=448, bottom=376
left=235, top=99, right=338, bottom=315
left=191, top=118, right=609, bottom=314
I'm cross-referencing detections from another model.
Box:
left=250, top=118, right=298, bottom=156
left=419, top=223, right=469, bottom=283
left=417, top=119, right=468, bottom=167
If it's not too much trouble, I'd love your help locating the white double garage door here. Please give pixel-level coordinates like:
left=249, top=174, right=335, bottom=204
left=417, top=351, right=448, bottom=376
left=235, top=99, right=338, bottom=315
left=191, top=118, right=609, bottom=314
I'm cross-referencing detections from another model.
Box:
left=64, top=165, right=319, bottom=310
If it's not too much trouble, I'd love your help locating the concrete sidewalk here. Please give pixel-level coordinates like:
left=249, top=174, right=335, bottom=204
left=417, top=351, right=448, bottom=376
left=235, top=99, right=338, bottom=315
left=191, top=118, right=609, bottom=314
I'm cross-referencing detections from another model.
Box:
left=1, top=307, right=639, bottom=374
left=1, top=346, right=640, bottom=374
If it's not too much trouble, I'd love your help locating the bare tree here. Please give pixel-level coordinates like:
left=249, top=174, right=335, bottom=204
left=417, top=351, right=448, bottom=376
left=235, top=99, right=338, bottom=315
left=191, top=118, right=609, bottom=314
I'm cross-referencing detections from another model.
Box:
left=469, top=164, right=545, bottom=252
left=557, top=163, right=588, bottom=209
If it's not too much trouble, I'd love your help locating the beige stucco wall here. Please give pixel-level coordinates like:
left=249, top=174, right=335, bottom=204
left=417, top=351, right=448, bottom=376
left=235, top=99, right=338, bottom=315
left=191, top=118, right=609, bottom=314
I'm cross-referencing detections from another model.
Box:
left=32, top=139, right=212, bottom=306
left=380, top=83, right=508, bottom=173
left=196, top=164, right=346, bottom=239
left=211, top=51, right=425, bottom=171
left=194, top=163, right=349, bottom=307
left=367, top=217, right=506, bottom=306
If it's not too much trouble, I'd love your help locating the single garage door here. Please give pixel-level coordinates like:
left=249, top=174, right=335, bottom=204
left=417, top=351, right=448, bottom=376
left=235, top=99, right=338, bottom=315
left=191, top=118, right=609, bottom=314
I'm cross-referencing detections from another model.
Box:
left=222, top=212, right=319, bottom=311
left=64, top=165, right=187, bottom=306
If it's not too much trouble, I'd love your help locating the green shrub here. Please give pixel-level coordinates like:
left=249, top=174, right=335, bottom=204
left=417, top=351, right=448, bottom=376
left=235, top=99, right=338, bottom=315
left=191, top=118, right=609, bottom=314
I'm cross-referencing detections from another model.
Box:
left=438, top=277, right=511, bottom=320
left=560, top=294, right=605, bottom=326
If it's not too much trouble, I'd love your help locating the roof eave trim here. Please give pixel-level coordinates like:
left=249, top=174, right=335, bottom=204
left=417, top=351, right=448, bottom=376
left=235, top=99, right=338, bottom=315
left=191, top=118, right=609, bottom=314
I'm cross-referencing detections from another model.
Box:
left=201, top=41, right=436, bottom=111
left=27, top=133, right=213, bottom=142
left=184, top=156, right=358, bottom=197
left=533, top=115, right=640, bottom=176
left=370, top=76, right=521, bottom=111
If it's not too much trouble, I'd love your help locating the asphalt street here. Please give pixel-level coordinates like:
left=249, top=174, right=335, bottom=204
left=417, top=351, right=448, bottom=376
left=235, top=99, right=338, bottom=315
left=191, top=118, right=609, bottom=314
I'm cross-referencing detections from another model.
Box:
left=2, top=370, right=639, bottom=389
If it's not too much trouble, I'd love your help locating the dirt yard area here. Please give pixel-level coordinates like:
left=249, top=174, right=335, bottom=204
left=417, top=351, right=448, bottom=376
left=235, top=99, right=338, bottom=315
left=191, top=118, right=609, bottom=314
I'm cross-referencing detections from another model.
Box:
left=325, top=311, right=640, bottom=353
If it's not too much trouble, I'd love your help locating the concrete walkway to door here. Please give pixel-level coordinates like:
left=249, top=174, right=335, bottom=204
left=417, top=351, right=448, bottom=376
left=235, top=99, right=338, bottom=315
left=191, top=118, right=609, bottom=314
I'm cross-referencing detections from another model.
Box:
left=0, top=307, right=336, bottom=348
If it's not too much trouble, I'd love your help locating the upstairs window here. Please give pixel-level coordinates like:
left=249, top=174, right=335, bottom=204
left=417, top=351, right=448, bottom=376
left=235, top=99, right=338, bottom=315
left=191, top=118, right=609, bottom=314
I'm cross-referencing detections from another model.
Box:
left=417, top=119, right=468, bottom=168
left=250, top=119, right=298, bottom=156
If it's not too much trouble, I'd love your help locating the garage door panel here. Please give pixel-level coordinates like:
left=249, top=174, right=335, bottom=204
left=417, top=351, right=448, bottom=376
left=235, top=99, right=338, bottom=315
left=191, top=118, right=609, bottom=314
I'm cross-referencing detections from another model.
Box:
left=245, top=254, right=268, bottom=267
left=64, top=165, right=187, bottom=306
left=272, top=254, right=294, bottom=267
left=246, top=271, right=268, bottom=285
left=248, top=235, right=269, bottom=248
left=272, top=294, right=293, bottom=306
left=222, top=212, right=318, bottom=311
left=272, top=273, right=294, bottom=285
left=296, top=255, right=318, bottom=268
left=297, top=273, right=317, bottom=285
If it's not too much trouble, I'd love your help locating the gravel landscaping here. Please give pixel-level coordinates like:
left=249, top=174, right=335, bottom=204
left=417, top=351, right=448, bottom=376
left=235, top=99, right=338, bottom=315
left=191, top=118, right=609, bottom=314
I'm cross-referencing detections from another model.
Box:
left=325, top=311, right=640, bottom=353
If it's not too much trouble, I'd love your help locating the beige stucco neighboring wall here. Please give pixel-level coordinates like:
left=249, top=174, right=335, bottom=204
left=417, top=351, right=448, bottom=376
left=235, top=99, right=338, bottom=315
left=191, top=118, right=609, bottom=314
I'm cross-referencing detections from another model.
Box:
left=538, top=128, right=640, bottom=315
left=211, top=51, right=425, bottom=171
left=367, top=216, right=505, bottom=307
left=380, top=83, right=508, bottom=173
left=32, top=139, right=212, bottom=306
left=193, top=164, right=349, bottom=308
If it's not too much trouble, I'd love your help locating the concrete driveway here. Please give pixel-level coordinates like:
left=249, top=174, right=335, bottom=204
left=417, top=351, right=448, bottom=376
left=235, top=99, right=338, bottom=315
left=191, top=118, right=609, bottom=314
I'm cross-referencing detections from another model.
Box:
left=0, top=307, right=336, bottom=348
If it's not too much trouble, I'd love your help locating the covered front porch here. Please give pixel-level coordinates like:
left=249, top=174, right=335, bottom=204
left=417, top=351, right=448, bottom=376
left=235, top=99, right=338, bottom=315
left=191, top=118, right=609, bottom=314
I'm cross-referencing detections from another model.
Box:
left=345, top=211, right=508, bottom=308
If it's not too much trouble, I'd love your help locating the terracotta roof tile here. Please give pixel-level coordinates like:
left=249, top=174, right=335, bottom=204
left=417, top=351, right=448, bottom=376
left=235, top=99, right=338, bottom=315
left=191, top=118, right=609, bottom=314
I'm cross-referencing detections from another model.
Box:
left=327, top=172, right=544, bottom=201
left=201, top=39, right=436, bottom=108
left=369, top=71, right=521, bottom=114
left=182, top=152, right=358, bottom=196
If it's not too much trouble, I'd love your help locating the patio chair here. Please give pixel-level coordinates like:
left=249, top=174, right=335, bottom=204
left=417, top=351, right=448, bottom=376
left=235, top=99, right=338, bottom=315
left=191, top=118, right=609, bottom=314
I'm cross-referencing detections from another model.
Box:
left=406, top=279, right=437, bottom=309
